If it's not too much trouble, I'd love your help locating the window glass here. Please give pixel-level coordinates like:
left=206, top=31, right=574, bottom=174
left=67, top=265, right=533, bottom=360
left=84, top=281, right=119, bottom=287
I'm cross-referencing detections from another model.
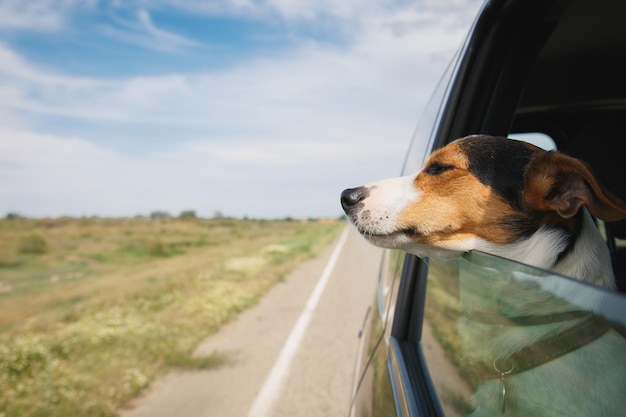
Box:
left=421, top=251, right=626, bottom=416
left=508, top=132, right=556, bottom=150
left=402, top=48, right=463, bottom=175
left=379, top=250, right=404, bottom=338
left=378, top=250, right=402, bottom=318
left=350, top=249, right=403, bottom=417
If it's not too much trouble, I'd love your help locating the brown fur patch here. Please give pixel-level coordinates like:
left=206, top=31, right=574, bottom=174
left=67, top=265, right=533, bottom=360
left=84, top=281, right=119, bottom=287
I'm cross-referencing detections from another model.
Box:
left=397, top=142, right=521, bottom=246
left=525, top=152, right=626, bottom=221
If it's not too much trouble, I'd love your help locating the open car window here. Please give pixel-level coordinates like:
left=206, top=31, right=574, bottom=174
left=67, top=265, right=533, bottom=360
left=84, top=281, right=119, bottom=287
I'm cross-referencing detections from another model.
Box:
left=420, top=251, right=626, bottom=416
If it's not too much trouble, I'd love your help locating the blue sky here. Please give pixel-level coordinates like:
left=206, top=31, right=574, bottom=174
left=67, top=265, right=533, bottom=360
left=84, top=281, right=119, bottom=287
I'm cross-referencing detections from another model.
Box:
left=0, top=0, right=482, bottom=219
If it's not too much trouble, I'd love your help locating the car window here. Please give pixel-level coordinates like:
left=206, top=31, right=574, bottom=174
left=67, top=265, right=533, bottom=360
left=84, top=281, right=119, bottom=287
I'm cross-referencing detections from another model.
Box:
left=349, top=249, right=404, bottom=417
left=420, top=251, right=626, bottom=416
left=402, top=47, right=464, bottom=176
left=379, top=250, right=405, bottom=335
left=508, top=132, right=556, bottom=150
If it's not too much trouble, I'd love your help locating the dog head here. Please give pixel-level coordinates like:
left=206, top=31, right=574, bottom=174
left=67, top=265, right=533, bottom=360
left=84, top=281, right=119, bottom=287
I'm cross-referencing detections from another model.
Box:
left=340, top=135, right=626, bottom=260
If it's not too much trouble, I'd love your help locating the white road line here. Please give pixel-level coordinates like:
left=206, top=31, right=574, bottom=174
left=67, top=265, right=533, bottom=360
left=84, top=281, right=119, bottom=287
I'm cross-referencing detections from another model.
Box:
left=245, top=227, right=350, bottom=417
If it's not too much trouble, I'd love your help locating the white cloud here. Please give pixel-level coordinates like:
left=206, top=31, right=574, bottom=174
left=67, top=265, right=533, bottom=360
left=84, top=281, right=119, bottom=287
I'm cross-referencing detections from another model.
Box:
left=99, top=8, right=205, bottom=51
left=166, top=0, right=480, bottom=23
left=0, top=7, right=468, bottom=128
left=0, top=1, right=65, bottom=30
left=0, top=126, right=407, bottom=218
left=137, top=9, right=200, bottom=48
left=0, top=128, right=107, bottom=168
left=0, top=0, right=483, bottom=218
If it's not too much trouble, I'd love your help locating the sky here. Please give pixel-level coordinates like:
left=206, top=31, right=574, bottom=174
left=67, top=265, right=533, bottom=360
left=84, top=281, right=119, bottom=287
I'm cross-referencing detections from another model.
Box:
left=0, top=0, right=483, bottom=219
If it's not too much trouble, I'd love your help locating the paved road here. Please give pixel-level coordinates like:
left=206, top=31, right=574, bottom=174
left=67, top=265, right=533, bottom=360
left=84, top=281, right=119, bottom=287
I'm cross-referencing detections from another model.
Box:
left=118, top=226, right=382, bottom=417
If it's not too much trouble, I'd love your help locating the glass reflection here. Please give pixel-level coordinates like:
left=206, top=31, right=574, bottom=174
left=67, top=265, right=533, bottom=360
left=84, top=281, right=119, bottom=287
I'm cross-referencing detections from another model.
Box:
left=422, top=251, right=626, bottom=417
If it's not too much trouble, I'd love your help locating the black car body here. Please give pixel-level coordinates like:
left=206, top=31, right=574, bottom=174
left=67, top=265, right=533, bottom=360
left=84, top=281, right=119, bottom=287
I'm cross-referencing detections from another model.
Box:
left=348, top=0, right=626, bottom=415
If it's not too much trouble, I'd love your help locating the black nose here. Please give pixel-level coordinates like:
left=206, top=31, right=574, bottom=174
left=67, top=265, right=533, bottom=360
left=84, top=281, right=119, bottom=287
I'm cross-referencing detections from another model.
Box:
left=341, top=187, right=367, bottom=211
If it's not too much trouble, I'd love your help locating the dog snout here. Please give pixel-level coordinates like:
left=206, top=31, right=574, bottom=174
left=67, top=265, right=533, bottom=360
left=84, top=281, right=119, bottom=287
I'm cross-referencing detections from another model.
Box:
left=341, top=187, right=368, bottom=212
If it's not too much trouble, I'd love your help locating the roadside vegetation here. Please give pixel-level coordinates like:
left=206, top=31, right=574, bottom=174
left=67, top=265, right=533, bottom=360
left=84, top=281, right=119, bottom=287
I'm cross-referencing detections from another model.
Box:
left=0, top=215, right=344, bottom=417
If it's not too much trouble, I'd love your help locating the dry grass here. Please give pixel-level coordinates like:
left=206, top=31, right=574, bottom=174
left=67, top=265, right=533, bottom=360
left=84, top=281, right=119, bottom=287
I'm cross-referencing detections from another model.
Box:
left=0, top=216, right=344, bottom=417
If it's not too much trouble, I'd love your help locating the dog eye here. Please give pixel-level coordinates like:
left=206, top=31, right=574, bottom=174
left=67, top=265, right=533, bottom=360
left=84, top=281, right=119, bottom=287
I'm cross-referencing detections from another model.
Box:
left=425, top=162, right=454, bottom=175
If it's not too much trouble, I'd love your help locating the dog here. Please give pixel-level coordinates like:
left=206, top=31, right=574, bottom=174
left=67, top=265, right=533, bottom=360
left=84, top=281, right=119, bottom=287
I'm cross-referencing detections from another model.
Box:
left=340, top=134, right=626, bottom=289
left=341, top=134, right=626, bottom=416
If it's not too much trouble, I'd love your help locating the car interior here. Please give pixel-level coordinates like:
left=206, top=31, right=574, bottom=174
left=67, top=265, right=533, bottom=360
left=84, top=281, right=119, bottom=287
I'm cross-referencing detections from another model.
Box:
left=513, top=0, right=626, bottom=292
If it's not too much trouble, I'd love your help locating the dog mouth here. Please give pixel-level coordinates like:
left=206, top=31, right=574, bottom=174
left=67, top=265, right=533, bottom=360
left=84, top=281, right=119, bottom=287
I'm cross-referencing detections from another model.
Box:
left=357, top=226, right=422, bottom=240
left=346, top=208, right=423, bottom=241
left=401, top=227, right=422, bottom=237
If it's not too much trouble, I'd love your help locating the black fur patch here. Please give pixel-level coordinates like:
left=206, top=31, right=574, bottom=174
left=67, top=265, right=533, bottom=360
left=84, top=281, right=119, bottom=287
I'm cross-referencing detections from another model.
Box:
left=458, top=136, right=536, bottom=211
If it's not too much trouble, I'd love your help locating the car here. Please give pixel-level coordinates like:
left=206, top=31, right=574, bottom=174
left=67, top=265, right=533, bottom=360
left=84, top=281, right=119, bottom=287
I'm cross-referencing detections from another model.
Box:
left=347, top=0, right=626, bottom=416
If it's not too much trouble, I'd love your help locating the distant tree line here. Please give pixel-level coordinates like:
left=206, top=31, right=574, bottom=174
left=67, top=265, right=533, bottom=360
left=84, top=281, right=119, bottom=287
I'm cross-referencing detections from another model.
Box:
left=4, top=210, right=341, bottom=221
left=149, top=210, right=225, bottom=220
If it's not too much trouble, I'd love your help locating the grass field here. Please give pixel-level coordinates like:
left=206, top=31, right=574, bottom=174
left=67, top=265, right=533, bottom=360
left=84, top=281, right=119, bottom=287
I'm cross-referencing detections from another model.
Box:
left=0, top=216, right=344, bottom=417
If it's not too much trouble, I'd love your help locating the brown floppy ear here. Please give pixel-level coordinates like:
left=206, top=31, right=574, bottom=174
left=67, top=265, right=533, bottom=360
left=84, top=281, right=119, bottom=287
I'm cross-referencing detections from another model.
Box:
left=525, top=151, right=626, bottom=221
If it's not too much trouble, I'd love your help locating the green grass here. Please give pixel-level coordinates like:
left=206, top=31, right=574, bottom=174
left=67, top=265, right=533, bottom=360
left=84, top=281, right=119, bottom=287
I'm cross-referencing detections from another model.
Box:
left=0, top=216, right=344, bottom=417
